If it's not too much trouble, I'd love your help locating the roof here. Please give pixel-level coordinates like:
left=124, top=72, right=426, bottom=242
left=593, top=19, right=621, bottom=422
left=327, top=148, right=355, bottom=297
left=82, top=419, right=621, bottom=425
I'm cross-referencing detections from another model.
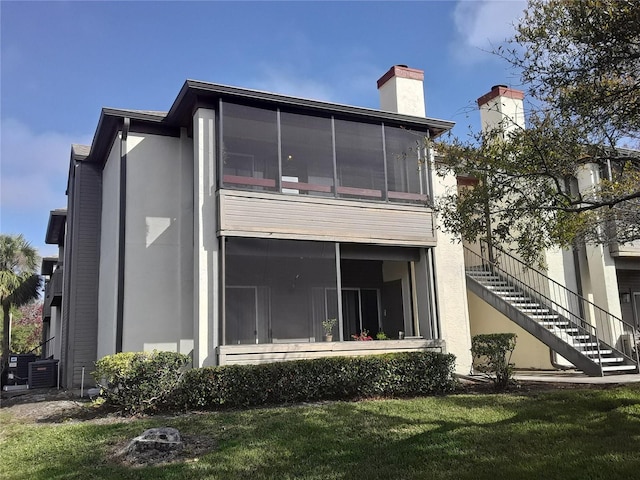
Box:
left=167, top=79, right=454, bottom=137
left=79, top=78, right=456, bottom=167
left=71, top=144, right=91, bottom=158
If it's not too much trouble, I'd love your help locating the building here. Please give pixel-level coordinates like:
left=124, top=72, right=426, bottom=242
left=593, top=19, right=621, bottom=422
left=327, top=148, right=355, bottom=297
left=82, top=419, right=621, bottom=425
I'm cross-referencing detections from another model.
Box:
left=44, top=66, right=472, bottom=388
left=44, top=67, right=639, bottom=388
left=465, top=85, right=640, bottom=376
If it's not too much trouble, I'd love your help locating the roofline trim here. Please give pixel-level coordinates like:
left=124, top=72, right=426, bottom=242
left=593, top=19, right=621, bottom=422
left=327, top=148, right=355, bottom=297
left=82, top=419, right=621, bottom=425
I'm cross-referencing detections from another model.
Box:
left=172, top=79, right=455, bottom=136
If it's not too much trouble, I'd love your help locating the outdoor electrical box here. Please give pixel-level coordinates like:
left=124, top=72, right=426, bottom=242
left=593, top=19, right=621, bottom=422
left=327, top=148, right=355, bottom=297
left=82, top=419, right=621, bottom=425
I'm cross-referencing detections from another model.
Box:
left=28, top=360, right=59, bottom=389
left=5, top=353, right=37, bottom=387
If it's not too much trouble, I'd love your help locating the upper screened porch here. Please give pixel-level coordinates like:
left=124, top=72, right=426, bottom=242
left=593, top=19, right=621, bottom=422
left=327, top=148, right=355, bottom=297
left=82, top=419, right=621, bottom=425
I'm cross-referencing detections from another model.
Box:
left=218, top=100, right=434, bottom=205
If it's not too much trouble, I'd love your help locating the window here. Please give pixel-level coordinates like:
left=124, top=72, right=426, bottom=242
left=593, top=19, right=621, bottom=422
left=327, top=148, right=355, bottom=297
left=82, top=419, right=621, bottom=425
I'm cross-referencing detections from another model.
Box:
left=225, top=238, right=338, bottom=344
left=385, top=125, right=429, bottom=203
left=280, top=111, right=334, bottom=196
left=222, top=102, right=278, bottom=191
left=219, top=102, right=434, bottom=205
left=334, top=119, right=385, bottom=200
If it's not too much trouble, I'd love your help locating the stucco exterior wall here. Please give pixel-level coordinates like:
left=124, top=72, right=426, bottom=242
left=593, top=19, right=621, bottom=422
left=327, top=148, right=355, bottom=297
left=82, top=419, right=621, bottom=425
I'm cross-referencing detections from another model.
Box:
left=379, top=76, right=426, bottom=118
left=479, top=94, right=525, bottom=138
left=122, top=132, right=194, bottom=355
left=97, top=135, right=120, bottom=359
left=468, top=290, right=555, bottom=370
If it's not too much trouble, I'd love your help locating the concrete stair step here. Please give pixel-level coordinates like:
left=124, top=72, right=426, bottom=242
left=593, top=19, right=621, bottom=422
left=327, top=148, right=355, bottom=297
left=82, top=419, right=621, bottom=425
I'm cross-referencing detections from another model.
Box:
left=568, top=334, right=590, bottom=340
left=594, top=356, right=625, bottom=364
left=584, top=349, right=613, bottom=356
left=541, top=322, right=570, bottom=328
left=572, top=342, right=599, bottom=348
left=602, top=365, right=638, bottom=373
left=519, top=308, right=551, bottom=314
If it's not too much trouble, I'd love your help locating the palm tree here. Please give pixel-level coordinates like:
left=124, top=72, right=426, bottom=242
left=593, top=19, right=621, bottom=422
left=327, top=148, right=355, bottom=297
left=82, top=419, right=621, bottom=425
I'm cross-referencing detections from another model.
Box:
left=0, top=234, right=42, bottom=377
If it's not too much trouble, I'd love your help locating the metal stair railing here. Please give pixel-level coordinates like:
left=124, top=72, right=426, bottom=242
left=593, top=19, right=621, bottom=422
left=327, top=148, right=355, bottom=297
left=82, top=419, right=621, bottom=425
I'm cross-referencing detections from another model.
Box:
left=464, top=240, right=639, bottom=371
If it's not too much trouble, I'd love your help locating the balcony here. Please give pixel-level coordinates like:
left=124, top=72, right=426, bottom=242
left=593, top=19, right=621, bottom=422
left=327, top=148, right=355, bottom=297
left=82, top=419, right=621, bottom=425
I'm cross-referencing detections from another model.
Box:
left=221, top=101, right=432, bottom=206
left=44, top=267, right=63, bottom=310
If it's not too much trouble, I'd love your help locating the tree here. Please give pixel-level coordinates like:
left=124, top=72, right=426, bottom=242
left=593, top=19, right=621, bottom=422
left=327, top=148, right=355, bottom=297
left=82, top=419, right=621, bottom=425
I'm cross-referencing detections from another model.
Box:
left=436, top=0, right=640, bottom=264
left=0, top=234, right=41, bottom=376
left=10, top=302, right=44, bottom=355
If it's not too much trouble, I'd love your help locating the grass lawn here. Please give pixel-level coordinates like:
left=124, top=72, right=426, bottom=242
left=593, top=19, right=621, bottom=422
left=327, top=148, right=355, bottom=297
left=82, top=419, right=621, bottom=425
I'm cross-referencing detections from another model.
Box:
left=2, top=384, right=640, bottom=479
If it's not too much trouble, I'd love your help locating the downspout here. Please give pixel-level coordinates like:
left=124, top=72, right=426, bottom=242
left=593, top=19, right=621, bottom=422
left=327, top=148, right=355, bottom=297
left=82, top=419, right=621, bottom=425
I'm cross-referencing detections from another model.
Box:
left=115, top=118, right=130, bottom=353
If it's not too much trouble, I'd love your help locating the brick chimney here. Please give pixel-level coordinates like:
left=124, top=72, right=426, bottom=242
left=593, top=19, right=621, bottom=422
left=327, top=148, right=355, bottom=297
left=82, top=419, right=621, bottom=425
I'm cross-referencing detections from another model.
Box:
left=477, top=85, right=525, bottom=138
left=377, top=65, right=426, bottom=117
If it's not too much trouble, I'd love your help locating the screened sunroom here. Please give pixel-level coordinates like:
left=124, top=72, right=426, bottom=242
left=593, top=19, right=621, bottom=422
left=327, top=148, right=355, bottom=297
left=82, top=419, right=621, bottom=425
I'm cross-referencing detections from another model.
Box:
left=222, top=238, right=440, bottom=346
left=219, top=101, right=432, bottom=204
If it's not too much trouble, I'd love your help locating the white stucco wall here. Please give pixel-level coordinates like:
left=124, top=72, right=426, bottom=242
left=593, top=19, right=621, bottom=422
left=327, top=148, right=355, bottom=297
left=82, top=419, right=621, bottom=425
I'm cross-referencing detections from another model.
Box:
left=97, top=136, right=120, bottom=359
left=479, top=95, right=525, bottom=138
left=50, top=305, right=61, bottom=360
left=379, top=76, right=426, bottom=117
left=122, top=131, right=194, bottom=355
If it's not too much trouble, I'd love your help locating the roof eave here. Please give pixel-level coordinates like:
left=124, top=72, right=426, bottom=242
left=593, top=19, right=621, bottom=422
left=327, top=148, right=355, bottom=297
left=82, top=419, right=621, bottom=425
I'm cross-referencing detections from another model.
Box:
left=170, top=79, right=455, bottom=138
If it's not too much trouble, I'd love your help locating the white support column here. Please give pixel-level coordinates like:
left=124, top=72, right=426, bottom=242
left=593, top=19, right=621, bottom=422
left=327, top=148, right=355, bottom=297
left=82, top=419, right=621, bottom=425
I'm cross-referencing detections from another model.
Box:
left=432, top=168, right=473, bottom=374
left=193, top=108, right=218, bottom=367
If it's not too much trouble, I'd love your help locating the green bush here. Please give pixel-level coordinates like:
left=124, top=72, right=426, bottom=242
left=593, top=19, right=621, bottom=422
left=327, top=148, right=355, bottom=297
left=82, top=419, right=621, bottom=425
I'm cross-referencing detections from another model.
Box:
left=471, top=333, right=517, bottom=390
left=93, top=351, right=190, bottom=414
left=174, top=352, right=456, bottom=411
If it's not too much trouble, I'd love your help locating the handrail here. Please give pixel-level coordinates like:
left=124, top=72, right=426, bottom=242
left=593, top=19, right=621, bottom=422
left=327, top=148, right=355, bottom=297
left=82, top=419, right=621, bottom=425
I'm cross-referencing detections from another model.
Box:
left=465, top=245, right=599, bottom=339
left=465, top=240, right=639, bottom=368
left=483, top=240, right=635, bottom=331
left=29, top=336, right=55, bottom=357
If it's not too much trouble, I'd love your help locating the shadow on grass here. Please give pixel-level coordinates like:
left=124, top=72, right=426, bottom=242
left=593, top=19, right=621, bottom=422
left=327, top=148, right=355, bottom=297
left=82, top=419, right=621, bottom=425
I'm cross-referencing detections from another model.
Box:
left=4, top=386, right=640, bottom=480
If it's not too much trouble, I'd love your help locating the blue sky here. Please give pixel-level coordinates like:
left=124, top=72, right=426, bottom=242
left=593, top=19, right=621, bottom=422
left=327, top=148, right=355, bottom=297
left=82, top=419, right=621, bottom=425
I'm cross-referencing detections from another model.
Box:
left=1, top=0, right=526, bottom=259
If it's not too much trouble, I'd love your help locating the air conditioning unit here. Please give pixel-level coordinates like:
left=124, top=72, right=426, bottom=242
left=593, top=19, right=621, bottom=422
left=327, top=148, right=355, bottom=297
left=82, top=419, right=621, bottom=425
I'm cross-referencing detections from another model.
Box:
left=5, top=353, right=37, bottom=386
left=28, top=360, right=59, bottom=389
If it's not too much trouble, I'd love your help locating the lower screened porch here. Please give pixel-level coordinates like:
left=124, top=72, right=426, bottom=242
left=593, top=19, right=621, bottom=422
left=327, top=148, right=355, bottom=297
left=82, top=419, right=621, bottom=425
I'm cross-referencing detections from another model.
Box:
left=219, top=237, right=442, bottom=363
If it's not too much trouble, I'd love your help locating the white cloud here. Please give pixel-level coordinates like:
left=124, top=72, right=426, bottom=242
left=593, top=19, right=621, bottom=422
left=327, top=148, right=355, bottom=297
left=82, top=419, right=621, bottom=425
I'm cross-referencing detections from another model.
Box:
left=0, top=119, right=86, bottom=211
left=0, top=119, right=91, bottom=255
left=451, top=0, right=526, bottom=64
left=248, top=63, right=336, bottom=102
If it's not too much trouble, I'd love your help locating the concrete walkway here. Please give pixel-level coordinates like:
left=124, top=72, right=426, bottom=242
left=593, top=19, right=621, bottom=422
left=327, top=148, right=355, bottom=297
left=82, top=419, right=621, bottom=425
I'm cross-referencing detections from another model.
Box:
left=513, top=370, right=640, bottom=384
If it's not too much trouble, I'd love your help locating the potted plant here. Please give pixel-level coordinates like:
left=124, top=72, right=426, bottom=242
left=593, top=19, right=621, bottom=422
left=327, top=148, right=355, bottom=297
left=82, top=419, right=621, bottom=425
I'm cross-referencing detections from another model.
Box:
left=322, top=318, right=337, bottom=342
left=351, top=329, right=373, bottom=341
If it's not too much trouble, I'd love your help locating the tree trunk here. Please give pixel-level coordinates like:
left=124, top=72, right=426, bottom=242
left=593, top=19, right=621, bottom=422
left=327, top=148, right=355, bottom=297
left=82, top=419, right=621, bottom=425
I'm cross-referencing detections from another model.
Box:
left=1, top=303, right=10, bottom=377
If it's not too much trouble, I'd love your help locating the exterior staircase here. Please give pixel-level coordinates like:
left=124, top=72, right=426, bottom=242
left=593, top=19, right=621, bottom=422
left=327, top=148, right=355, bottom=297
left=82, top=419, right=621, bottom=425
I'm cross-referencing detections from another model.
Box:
left=464, top=243, right=639, bottom=376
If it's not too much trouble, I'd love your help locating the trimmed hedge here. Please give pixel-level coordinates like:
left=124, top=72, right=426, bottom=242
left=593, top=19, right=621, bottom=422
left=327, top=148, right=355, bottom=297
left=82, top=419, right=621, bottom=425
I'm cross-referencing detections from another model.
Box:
left=174, top=352, right=456, bottom=410
left=93, top=351, right=190, bottom=414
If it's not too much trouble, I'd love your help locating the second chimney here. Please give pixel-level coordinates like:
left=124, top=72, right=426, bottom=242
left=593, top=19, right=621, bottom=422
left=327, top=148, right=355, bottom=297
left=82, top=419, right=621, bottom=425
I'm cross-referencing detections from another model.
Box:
left=477, top=85, right=525, bottom=138
left=377, top=65, right=426, bottom=117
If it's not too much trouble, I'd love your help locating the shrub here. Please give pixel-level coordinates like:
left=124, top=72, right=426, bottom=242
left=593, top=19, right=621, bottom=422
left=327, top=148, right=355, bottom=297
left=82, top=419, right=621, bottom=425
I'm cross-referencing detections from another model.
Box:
left=471, top=333, right=517, bottom=390
left=93, top=351, right=190, bottom=414
left=174, top=351, right=456, bottom=411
